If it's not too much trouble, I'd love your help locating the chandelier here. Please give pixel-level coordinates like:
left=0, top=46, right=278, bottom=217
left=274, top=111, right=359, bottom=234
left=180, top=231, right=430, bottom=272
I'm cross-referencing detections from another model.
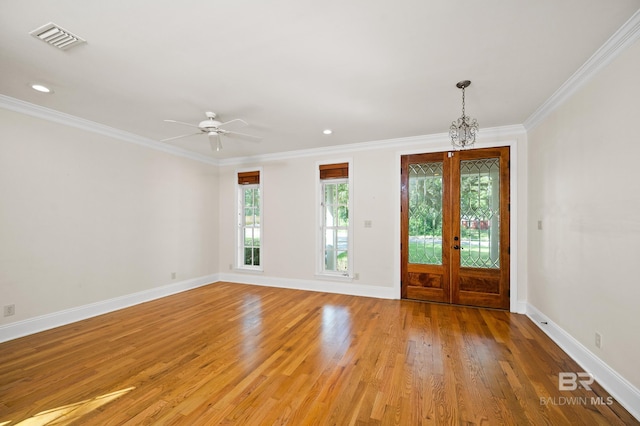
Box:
left=449, top=80, right=479, bottom=149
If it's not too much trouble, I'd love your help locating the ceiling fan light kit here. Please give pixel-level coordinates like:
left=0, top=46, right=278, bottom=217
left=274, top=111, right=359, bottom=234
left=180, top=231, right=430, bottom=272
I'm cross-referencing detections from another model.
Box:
left=162, top=111, right=261, bottom=152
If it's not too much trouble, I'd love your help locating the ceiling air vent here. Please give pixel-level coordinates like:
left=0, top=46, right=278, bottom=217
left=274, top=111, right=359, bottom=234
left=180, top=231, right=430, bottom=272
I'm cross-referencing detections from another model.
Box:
left=29, top=22, right=86, bottom=50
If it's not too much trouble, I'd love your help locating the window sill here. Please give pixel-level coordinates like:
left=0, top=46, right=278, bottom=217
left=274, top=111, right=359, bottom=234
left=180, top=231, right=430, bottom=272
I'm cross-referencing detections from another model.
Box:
left=235, top=267, right=264, bottom=274
left=315, top=273, right=353, bottom=282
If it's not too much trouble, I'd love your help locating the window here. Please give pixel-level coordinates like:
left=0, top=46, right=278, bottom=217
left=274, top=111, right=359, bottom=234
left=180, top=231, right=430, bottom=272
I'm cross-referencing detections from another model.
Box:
left=237, top=170, right=262, bottom=270
left=318, top=162, right=352, bottom=277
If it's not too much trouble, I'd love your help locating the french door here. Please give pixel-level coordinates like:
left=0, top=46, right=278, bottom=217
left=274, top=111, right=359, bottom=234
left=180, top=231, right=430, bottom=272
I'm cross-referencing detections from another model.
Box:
left=401, top=147, right=510, bottom=309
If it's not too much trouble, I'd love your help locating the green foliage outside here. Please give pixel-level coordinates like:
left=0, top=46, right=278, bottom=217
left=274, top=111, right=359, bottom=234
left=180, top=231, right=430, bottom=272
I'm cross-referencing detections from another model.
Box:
left=408, top=175, right=442, bottom=239
left=409, top=240, right=492, bottom=266
left=244, top=247, right=260, bottom=266
left=408, top=163, right=498, bottom=267
left=325, top=183, right=349, bottom=226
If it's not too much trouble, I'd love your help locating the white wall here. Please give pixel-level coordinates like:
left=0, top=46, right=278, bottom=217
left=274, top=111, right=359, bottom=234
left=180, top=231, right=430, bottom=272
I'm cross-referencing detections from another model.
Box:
left=528, top=38, right=640, bottom=390
left=220, top=153, right=394, bottom=291
left=0, top=102, right=526, bottom=337
left=0, top=109, right=219, bottom=326
left=218, top=151, right=398, bottom=289
left=218, top=131, right=527, bottom=307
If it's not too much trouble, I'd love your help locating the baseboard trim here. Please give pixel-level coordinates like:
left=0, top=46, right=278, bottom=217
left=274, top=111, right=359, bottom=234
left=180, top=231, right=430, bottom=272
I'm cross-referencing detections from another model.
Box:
left=0, top=273, right=394, bottom=344
left=515, top=300, right=527, bottom=314
left=218, top=273, right=398, bottom=300
left=8, top=277, right=635, bottom=419
left=0, top=274, right=220, bottom=343
left=526, top=303, right=640, bottom=421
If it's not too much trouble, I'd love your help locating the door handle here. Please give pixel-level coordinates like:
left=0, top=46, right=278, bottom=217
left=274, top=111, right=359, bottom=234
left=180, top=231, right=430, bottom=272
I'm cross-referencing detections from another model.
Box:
left=453, top=245, right=460, bottom=250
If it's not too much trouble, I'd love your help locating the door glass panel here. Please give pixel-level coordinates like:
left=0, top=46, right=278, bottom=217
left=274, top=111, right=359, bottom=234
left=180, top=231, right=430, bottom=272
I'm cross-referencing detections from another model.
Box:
left=460, top=158, right=500, bottom=268
left=408, top=162, right=443, bottom=265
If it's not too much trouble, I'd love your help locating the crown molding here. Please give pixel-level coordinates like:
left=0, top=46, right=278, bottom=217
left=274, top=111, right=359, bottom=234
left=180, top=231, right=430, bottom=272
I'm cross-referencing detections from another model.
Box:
left=0, top=95, right=219, bottom=166
left=524, top=8, right=640, bottom=130
left=218, top=124, right=526, bottom=166
left=1, top=94, right=525, bottom=167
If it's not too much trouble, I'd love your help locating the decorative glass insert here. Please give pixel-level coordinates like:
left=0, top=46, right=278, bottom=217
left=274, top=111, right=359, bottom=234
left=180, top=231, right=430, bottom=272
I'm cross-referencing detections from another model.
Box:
left=242, top=186, right=260, bottom=266
left=323, top=181, right=349, bottom=273
left=408, top=162, right=443, bottom=265
left=460, top=158, right=500, bottom=268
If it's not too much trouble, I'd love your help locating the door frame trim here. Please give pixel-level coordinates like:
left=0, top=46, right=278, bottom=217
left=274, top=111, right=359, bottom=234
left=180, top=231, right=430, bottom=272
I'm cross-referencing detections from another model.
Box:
left=394, top=139, right=520, bottom=312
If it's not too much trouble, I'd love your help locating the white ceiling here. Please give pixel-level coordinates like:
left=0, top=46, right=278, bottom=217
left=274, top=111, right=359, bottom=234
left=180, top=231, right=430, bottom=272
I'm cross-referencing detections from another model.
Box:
left=1, top=1, right=639, bottom=159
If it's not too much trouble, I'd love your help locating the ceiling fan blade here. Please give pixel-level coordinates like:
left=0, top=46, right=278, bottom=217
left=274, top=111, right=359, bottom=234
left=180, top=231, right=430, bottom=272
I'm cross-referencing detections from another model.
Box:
left=161, top=132, right=202, bottom=142
left=225, top=130, right=262, bottom=142
left=217, top=118, right=248, bottom=130
left=163, top=119, right=199, bottom=128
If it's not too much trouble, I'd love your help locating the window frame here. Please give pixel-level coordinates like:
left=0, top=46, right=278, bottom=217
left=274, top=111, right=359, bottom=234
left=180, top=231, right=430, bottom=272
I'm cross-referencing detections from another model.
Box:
left=316, top=160, right=353, bottom=278
left=236, top=168, right=263, bottom=272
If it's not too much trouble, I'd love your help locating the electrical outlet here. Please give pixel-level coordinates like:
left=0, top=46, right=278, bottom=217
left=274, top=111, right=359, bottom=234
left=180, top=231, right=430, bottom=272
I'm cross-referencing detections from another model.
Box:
left=537, top=220, right=543, bottom=230
left=595, top=332, right=602, bottom=348
left=171, top=272, right=177, bottom=280
left=4, top=304, right=15, bottom=317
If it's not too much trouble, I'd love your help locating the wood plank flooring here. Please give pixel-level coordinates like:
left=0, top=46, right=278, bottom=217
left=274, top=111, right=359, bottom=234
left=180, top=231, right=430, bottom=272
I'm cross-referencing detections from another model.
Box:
left=0, top=282, right=637, bottom=425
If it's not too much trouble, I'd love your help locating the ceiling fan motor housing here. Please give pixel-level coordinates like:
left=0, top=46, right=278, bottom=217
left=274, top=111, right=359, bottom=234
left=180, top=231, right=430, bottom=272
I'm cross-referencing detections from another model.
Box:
left=199, top=118, right=222, bottom=130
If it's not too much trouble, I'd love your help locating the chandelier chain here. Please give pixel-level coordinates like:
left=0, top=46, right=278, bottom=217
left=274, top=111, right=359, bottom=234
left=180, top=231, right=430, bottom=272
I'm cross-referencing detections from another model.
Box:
left=461, top=86, right=466, bottom=118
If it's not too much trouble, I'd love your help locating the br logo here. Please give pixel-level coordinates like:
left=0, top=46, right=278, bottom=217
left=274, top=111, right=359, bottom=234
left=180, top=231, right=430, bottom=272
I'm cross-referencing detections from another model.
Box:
left=558, top=372, right=594, bottom=391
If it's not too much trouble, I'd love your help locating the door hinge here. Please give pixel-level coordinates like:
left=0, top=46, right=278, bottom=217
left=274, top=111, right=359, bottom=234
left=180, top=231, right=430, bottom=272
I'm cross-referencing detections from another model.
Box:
left=508, top=289, right=510, bottom=297
left=507, top=246, right=510, bottom=255
left=508, top=160, right=511, bottom=169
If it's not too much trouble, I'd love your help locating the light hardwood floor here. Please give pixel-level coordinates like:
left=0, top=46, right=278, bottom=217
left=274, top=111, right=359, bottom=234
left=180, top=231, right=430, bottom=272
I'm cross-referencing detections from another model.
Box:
left=0, top=282, right=637, bottom=425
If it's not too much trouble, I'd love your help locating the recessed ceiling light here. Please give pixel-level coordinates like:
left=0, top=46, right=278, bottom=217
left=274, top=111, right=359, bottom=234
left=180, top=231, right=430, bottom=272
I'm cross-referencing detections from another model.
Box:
left=31, top=84, right=53, bottom=93
left=323, top=129, right=333, bottom=135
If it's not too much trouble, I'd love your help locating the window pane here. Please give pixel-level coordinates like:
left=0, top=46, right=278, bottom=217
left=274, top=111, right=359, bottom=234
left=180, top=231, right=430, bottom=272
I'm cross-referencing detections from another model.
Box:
left=325, top=205, right=334, bottom=226
left=325, top=185, right=336, bottom=204
left=245, top=208, right=254, bottom=225
left=244, top=228, right=254, bottom=246
left=460, top=158, right=500, bottom=268
left=325, top=249, right=335, bottom=271
left=244, top=189, right=254, bottom=207
left=338, top=184, right=348, bottom=202
left=408, top=162, right=443, bottom=265
left=321, top=179, right=349, bottom=274
left=244, top=247, right=260, bottom=265
left=336, top=251, right=348, bottom=272
left=239, top=184, right=260, bottom=268
left=337, top=229, right=348, bottom=251
left=325, top=229, right=336, bottom=251
left=337, top=206, right=348, bottom=227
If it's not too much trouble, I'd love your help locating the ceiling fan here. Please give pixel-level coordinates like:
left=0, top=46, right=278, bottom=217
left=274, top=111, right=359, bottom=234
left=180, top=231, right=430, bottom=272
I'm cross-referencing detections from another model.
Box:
left=161, top=112, right=261, bottom=152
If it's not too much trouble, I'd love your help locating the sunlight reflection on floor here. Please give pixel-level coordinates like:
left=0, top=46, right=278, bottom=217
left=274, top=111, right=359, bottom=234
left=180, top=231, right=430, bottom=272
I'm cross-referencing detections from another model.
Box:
left=3, top=386, right=135, bottom=425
